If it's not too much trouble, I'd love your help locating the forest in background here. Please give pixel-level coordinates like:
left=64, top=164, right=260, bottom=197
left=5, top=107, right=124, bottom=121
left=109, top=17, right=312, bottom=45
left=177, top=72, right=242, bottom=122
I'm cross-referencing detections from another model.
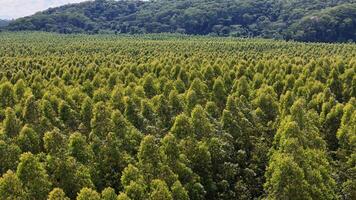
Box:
left=2, top=0, right=356, bottom=42
left=0, top=33, right=355, bottom=199
left=0, top=20, right=11, bottom=28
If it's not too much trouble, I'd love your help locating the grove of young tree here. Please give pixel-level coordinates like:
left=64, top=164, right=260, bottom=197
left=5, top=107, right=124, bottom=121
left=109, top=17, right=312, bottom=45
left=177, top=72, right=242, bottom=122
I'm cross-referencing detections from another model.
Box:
left=0, top=32, right=355, bottom=200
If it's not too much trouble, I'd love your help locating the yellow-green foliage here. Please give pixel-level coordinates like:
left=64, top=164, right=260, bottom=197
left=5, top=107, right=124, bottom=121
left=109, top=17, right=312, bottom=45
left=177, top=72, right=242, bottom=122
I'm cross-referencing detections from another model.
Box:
left=0, top=32, right=355, bottom=200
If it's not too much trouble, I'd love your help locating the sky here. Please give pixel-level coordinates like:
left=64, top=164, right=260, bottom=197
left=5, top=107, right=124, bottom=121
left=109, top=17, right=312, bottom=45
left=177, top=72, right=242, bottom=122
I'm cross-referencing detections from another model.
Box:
left=0, top=0, right=89, bottom=19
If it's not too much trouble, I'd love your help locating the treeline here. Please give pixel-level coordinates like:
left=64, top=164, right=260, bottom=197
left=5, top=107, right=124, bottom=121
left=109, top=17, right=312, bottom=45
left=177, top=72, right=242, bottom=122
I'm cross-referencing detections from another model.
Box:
left=3, top=0, right=356, bottom=42
left=288, top=3, right=356, bottom=42
left=0, top=33, right=355, bottom=200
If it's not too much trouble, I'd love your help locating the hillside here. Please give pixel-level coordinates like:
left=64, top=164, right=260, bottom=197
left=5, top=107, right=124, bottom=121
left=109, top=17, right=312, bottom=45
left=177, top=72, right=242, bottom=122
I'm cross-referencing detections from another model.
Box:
left=3, top=0, right=356, bottom=42
left=0, top=20, right=10, bottom=28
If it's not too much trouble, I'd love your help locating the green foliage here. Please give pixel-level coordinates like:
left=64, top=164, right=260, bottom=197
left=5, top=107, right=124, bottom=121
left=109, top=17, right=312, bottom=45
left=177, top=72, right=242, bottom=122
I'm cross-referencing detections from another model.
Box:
left=76, top=187, right=100, bottom=200
left=0, top=141, right=21, bottom=174
left=3, top=108, right=20, bottom=138
left=125, top=181, right=146, bottom=200
left=14, top=79, right=26, bottom=101
left=4, top=0, right=355, bottom=42
left=143, top=74, right=157, bottom=99
left=117, top=192, right=131, bottom=200
left=121, top=164, right=143, bottom=188
left=288, top=3, right=356, bottom=42
left=101, top=187, right=117, bottom=200
left=0, top=170, right=25, bottom=200
left=170, top=114, right=193, bottom=139
left=138, top=135, right=162, bottom=183
left=0, top=33, right=354, bottom=199
left=171, top=181, right=189, bottom=200
left=47, top=188, right=70, bottom=200
left=149, top=179, right=173, bottom=200
left=59, top=100, right=78, bottom=130
left=160, top=134, right=179, bottom=167
left=46, top=156, right=94, bottom=199
left=253, top=85, right=279, bottom=125
left=80, top=97, right=93, bottom=130
left=68, top=132, right=92, bottom=164
left=191, top=105, right=213, bottom=139
left=16, top=152, right=51, bottom=200
left=336, top=98, right=356, bottom=200
left=265, top=99, right=336, bottom=200
left=16, top=125, right=40, bottom=153
left=0, top=82, right=15, bottom=109
left=124, top=97, right=143, bottom=130
left=212, top=77, right=227, bottom=109
left=23, top=95, right=40, bottom=124
left=91, top=101, right=113, bottom=139
left=43, top=129, right=66, bottom=155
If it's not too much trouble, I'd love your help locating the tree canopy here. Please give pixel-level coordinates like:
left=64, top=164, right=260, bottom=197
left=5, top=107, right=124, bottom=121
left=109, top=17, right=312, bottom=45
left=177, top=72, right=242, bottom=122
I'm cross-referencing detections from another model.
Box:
left=0, top=32, right=355, bottom=199
left=3, top=0, right=356, bottom=42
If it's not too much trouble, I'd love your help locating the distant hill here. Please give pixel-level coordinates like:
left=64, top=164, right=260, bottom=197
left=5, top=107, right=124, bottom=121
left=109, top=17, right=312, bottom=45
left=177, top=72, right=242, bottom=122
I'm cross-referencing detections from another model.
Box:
left=4, top=0, right=356, bottom=42
left=0, top=19, right=11, bottom=27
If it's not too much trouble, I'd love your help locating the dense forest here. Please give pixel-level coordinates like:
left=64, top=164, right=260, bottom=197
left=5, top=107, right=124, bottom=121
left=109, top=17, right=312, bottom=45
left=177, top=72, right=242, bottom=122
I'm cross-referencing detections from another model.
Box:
left=0, top=32, right=355, bottom=199
left=3, top=0, right=356, bottom=42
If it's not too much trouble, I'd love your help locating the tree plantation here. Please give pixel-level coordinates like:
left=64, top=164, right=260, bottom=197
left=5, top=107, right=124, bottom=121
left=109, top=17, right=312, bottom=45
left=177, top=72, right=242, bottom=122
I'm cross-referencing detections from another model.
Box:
left=0, top=32, right=355, bottom=200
